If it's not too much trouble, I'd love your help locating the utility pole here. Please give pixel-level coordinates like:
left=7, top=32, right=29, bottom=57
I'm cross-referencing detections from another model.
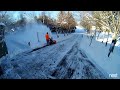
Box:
left=42, top=11, right=45, bottom=24
left=37, top=32, right=40, bottom=42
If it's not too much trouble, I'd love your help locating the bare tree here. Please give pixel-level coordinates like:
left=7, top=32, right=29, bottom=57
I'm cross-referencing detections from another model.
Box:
left=0, top=11, right=15, bottom=31
left=66, top=11, right=77, bottom=34
left=25, top=11, right=36, bottom=22
left=92, top=11, right=120, bottom=46
left=80, top=12, right=97, bottom=46
left=41, top=11, right=46, bottom=24
left=57, top=11, right=66, bottom=36
left=0, top=11, right=7, bottom=19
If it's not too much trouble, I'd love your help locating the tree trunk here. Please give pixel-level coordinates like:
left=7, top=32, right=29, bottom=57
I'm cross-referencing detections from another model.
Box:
left=65, top=30, right=68, bottom=36
left=102, top=32, right=105, bottom=43
left=70, top=29, right=72, bottom=34
left=37, top=32, right=40, bottom=42
left=97, top=31, right=101, bottom=39
left=64, top=30, right=65, bottom=36
left=94, top=29, right=97, bottom=37
left=105, top=31, right=109, bottom=46
left=66, top=29, right=68, bottom=36
left=56, top=29, right=59, bottom=38
left=67, top=31, right=69, bottom=36
left=89, top=35, right=94, bottom=46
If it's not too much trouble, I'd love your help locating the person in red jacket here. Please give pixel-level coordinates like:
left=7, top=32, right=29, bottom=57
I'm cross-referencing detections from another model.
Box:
left=45, top=32, right=50, bottom=45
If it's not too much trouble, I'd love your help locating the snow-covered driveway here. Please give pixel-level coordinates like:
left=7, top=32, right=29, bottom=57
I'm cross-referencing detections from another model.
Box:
left=0, top=34, right=107, bottom=79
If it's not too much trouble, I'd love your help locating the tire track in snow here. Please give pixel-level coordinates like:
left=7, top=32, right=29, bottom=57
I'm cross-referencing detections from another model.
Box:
left=1, top=34, right=106, bottom=79
left=50, top=38, right=106, bottom=79
left=1, top=34, right=79, bottom=79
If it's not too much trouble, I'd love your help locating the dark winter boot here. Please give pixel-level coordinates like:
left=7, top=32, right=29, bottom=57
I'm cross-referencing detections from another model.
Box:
left=105, top=42, right=107, bottom=46
left=108, top=52, right=111, bottom=57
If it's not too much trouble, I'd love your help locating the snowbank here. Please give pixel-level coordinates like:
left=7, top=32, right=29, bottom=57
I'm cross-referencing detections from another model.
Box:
left=80, top=34, right=120, bottom=79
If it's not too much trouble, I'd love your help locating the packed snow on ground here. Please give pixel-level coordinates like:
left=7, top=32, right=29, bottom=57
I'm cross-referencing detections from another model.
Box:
left=0, top=34, right=107, bottom=79
left=0, top=25, right=115, bottom=79
left=0, top=26, right=107, bottom=79
left=80, top=33, right=120, bottom=79
left=0, top=34, right=78, bottom=79
left=75, top=26, right=86, bottom=33
left=4, top=23, right=73, bottom=58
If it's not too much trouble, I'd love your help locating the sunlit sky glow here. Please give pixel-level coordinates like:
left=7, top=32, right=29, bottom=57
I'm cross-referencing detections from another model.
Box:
left=9, top=11, right=59, bottom=21
left=6, top=11, right=87, bottom=22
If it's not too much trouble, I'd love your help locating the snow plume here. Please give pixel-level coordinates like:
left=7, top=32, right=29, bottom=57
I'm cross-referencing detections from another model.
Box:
left=24, top=21, right=52, bottom=36
left=23, top=22, right=52, bottom=47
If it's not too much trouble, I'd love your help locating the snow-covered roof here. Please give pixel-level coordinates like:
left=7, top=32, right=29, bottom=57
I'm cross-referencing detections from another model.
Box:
left=0, top=22, right=6, bottom=26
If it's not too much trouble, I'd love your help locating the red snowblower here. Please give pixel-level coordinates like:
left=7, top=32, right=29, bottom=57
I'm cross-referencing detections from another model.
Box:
left=49, top=38, right=56, bottom=45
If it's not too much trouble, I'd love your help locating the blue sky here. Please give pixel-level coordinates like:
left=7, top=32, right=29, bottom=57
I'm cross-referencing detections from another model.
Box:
left=10, top=11, right=59, bottom=21
left=8, top=11, right=81, bottom=22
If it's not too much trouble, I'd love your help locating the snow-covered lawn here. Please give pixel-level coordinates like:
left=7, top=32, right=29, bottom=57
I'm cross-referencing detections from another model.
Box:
left=74, top=26, right=120, bottom=79
left=80, top=34, right=120, bottom=79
